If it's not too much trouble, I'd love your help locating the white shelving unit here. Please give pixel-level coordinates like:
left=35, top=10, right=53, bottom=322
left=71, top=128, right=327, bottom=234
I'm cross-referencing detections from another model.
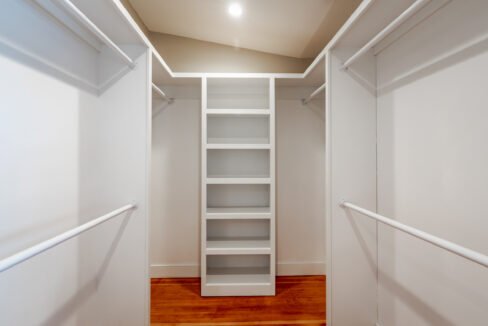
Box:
left=201, top=77, right=275, bottom=296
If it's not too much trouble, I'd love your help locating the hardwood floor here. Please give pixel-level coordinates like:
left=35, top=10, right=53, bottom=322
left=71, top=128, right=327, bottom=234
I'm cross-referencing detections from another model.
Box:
left=151, top=275, right=326, bottom=326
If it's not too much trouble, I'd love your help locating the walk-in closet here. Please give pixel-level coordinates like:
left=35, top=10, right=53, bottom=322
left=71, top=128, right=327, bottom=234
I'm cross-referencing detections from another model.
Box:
left=1, top=0, right=488, bottom=325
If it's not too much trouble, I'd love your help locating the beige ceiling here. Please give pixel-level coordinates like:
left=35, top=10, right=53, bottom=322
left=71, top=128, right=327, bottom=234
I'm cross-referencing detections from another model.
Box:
left=128, top=0, right=361, bottom=59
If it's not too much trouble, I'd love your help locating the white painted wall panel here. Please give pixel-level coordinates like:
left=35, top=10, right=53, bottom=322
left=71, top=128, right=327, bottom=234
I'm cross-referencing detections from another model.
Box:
left=276, top=89, right=326, bottom=275
left=377, top=1, right=488, bottom=325
left=0, top=52, right=82, bottom=326
left=0, top=47, right=150, bottom=324
left=326, top=50, right=377, bottom=326
left=151, top=93, right=201, bottom=277
left=77, top=50, right=150, bottom=326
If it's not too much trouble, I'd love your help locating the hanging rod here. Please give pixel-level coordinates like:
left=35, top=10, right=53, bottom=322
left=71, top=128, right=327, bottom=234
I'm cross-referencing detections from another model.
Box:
left=58, top=0, right=136, bottom=69
left=342, top=0, right=430, bottom=69
left=152, top=83, right=174, bottom=103
left=341, top=202, right=488, bottom=269
left=0, top=204, right=137, bottom=274
left=302, top=82, right=326, bottom=104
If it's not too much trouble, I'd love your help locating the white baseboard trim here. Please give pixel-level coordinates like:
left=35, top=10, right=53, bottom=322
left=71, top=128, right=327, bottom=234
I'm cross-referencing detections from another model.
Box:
left=277, top=261, right=326, bottom=275
left=150, top=261, right=326, bottom=278
left=150, top=263, right=199, bottom=278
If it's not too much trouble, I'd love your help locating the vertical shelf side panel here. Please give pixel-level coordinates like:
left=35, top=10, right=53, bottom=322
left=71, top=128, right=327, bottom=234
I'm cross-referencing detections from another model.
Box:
left=201, top=77, right=208, bottom=290
left=325, top=52, right=332, bottom=326
left=327, top=48, right=378, bottom=325
left=269, top=78, right=276, bottom=295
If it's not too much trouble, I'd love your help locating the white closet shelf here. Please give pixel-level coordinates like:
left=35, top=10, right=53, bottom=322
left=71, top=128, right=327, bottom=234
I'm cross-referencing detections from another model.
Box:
left=206, top=239, right=271, bottom=255
left=57, top=0, right=135, bottom=68
left=206, top=207, right=271, bottom=219
left=206, top=109, right=270, bottom=116
left=208, top=137, right=270, bottom=144
left=16, top=0, right=146, bottom=93
left=207, top=174, right=270, bottom=178
left=206, top=177, right=271, bottom=184
left=206, top=267, right=271, bottom=286
left=206, top=143, right=271, bottom=149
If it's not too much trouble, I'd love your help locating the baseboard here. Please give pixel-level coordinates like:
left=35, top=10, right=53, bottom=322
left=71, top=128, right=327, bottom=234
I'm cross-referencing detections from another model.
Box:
left=150, top=261, right=326, bottom=278
left=150, top=263, right=199, bottom=278
left=277, top=261, right=326, bottom=275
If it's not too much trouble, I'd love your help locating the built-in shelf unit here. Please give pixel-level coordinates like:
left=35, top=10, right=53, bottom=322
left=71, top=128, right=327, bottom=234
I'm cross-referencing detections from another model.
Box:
left=201, top=77, right=275, bottom=296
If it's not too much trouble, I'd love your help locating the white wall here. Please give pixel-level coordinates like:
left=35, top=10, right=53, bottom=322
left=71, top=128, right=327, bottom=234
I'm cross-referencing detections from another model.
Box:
left=151, top=86, right=201, bottom=277
left=326, top=49, right=378, bottom=326
left=376, top=0, right=488, bottom=325
left=276, top=87, right=326, bottom=275
left=0, top=53, right=81, bottom=326
left=150, top=85, right=326, bottom=277
left=77, top=51, right=151, bottom=325
left=0, top=48, right=151, bottom=324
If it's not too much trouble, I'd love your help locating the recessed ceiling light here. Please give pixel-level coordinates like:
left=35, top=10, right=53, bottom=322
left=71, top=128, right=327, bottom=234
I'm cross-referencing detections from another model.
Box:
left=228, top=3, right=243, bottom=18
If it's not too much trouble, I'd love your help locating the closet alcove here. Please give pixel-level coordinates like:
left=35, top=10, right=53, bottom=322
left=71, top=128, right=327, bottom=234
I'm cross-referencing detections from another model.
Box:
left=150, top=63, right=326, bottom=297
left=2, top=0, right=488, bottom=324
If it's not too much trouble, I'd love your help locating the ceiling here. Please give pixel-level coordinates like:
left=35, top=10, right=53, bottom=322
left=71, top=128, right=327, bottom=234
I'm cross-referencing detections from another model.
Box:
left=128, top=0, right=361, bottom=59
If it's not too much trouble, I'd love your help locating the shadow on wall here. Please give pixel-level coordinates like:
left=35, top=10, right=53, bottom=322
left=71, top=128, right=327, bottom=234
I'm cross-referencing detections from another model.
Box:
left=40, top=212, right=132, bottom=326
left=302, top=100, right=325, bottom=121
left=345, top=211, right=456, bottom=326
left=379, top=268, right=456, bottom=326
left=344, top=209, right=377, bottom=276
left=0, top=215, right=74, bottom=259
left=152, top=100, right=173, bottom=118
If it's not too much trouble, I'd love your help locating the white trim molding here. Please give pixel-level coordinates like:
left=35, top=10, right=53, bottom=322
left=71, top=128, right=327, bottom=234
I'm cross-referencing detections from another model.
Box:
left=277, top=261, right=326, bottom=276
left=151, top=263, right=199, bottom=278
left=150, top=261, right=326, bottom=278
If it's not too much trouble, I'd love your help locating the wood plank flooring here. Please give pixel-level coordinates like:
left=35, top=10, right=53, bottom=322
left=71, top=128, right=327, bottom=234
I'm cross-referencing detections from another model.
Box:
left=151, top=275, right=326, bottom=326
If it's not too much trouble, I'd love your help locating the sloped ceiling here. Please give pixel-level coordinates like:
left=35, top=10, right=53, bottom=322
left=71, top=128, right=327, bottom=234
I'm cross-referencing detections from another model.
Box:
left=128, top=0, right=361, bottom=59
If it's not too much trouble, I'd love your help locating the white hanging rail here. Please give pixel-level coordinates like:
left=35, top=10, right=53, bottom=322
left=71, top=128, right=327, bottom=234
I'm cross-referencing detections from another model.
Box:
left=58, top=0, right=136, bottom=68
left=302, top=83, right=326, bottom=104
left=0, top=204, right=136, bottom=274
left=341, top=0, right=430, bottom=69
left=341, top=202, right=488, bottom=269
left=152, top=83, right=174, bottom=103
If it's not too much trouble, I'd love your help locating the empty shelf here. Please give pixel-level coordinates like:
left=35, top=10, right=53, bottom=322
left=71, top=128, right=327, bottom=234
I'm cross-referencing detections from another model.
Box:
left=206, top=239, right=271, bottom=255
left=206, top=177, right=271, bottom=184
left=206, top=109, right=270, bottom=116
left=206, top=267, right=271, bottom=285
left=206, top=207, right=271, bottom=219
left=208, top=137, right=269, bottom=144
left=206, top=143, right=271, bottom=149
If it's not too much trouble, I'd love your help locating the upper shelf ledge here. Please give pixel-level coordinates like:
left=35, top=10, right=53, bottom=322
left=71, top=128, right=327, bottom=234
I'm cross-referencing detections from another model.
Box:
left=341, top=0, right=431, bottom=69
left=57, top=0, right=135, bottom=68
